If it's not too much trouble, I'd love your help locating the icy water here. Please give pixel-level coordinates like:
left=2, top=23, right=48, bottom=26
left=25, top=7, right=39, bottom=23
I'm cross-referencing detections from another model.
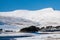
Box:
left=0, top=33, right=38, bottom=40
left=0, top=36, right=32, bottom=40
left=0, top=33, right=60, bottom=40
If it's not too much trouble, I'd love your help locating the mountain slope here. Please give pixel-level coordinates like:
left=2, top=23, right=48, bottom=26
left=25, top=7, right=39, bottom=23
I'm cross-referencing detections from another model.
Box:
left=0, top=16, right=40, bottom=26
left=0, top=8, right=60, bottom=27
left=0, top=16, right=40, bottom=31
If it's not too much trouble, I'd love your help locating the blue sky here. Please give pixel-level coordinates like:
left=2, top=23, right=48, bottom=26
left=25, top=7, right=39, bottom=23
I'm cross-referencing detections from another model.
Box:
left=0, top=0, right=60, bottom=12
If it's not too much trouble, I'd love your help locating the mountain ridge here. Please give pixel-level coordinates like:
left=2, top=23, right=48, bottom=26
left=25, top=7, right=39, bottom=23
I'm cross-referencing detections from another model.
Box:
left=0, top=8, right=60, bottom=26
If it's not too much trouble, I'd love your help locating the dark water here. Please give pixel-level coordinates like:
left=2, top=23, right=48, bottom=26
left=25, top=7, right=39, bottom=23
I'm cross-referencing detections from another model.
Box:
left=0, top=22, right=5, bottom=25
left=0, top=33, right=38, bottom=40
left=0, top=38, right=16, bottom=40
left=0, top=34, right=33, bottom=40
left=0, top=32, right=48, bottom=40
left=0, top=36, right=32, bottom=40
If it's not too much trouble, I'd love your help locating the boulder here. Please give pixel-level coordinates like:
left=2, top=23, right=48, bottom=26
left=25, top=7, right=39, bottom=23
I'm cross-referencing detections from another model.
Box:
left=20, top=26, right=40, bottom=33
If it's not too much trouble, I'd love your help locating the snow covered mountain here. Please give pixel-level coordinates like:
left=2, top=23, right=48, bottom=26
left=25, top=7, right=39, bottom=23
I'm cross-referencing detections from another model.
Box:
left=0, top=8, right=60, bottom=27
left=0, top=16, right=40, bottom=32
left=0, top=16, right=40, bottom=26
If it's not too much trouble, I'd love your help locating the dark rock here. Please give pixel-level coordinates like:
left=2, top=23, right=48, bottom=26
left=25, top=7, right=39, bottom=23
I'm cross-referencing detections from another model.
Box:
left=0, top=29, right=3, bottom=33
left=40, top=26, right=54, bottom=32
left=5, top=30, right=13, bottom=32
left=40, top=27, right=45, bottom=30
left=20, top=26, right=40, bottom=33
left=46, top=26, right=53, bottom=29
left=42, top=26, right=60, bottom=32
left=40, top=27, right=46, bottom=32
left=55, top=26, right=60, bottom=29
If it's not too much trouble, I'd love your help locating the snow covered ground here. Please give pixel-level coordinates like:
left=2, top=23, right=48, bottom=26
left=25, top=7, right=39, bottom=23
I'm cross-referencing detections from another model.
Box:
left=0, top=32, right=60, bottom=40
left=14, top=34, right=60, bottom=40
left=0, top=8, right=60, bottom=27
left=0, top=8, right=60, bottom=40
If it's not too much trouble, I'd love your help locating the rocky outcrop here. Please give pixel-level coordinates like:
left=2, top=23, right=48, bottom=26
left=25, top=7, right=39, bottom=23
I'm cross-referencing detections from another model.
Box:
left=20, top=25, right=60, bottom=32
left=55, top=26, right=60, bottom=29
left=40, top=26, right=60, bottom=32
left=20, top=26, right=40, bottom=33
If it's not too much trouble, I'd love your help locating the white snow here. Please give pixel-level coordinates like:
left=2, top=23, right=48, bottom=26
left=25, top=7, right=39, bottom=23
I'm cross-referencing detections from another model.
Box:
left=0, top=8, right=60, bottom=27
left=0, top=33, right=35, bottom=37
left=14, top=34, right=60, bottom=40
left=0, top=8, right=60, bottom=40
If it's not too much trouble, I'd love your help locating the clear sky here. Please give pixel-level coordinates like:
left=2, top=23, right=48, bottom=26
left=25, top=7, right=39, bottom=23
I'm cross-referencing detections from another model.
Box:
left=0, top=0, right=60, bottom=12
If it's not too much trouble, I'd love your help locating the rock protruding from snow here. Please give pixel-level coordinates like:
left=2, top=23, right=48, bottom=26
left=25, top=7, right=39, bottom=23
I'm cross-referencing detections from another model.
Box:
left=20, top=26, right=40, bottom=33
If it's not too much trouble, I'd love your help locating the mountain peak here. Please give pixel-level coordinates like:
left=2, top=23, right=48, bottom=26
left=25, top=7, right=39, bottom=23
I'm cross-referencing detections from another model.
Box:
left=37, top=8, right=54, bottom=12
